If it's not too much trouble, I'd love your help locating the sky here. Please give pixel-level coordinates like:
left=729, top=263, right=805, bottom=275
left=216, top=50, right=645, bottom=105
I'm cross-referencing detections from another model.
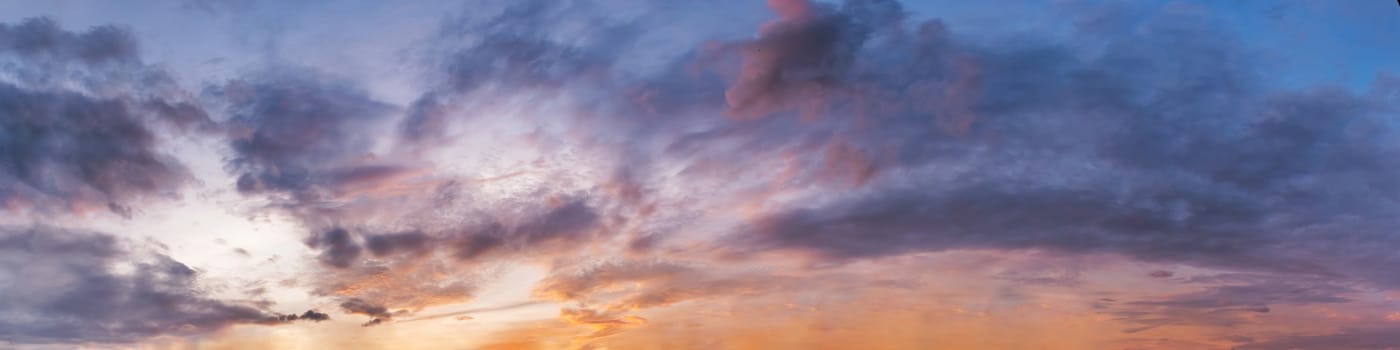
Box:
left=0, top=0, right=1398, bottom=349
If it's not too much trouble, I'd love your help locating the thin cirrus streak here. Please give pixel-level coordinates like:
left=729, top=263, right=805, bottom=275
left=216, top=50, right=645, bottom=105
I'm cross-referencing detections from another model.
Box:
left=0, top=0, right=1398, bottom=349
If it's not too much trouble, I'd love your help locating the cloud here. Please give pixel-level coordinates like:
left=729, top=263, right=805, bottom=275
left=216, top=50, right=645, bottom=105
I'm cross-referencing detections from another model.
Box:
left=534, top=257, right=783, bottom=342
left=295, top=198, right=609, bottom=321
left=364, top=230, right=431, bottom=257
left=535, top=260, right=695, bottom=304
left=395, top=300, right=546, bottom=323
left=271, top=310, right=331, bottom=322
left=711, top=0, right=982, bottom=136
left=178, top=0, right=255, bottom=16
left=1237, top=327, right=1400, bottom=350
left=306, top=228, right=362, bottom=269
left=302, top=198, right=604, bottom=269
left=400, top=0, right=637, bottom=141
left=0, top=84, right=188, bottom=216
left=745, top=184, right=1272, bottom=266
left=0, top=18, right=209, bottom=216
left=183, top=3, right=646, bottom=323
left=284, top=189, right=609, bottom=325
left=340, top=298, right=397, bottom=327
left=485, top=251, right=1137, bottom=349
left=8, top=2, right=1374, bottom=347
left=0, top=227, right=314, bottom=343
left=559, top=308, right=646, bottom=340
left=722, top=0, right=877, bottom=117
left=212, top=68, right=404, bottom=199
left=0, top=17, right=139, bottom=67
left=514, top=199, right=602, bottom=246
left=339, top=298, right=392, bottom=319
left=1102, top=275, right=1354, bottom=333
left=272, top=2, right=1399, bottom=336
left=729, top=1, right=1400, bottom=289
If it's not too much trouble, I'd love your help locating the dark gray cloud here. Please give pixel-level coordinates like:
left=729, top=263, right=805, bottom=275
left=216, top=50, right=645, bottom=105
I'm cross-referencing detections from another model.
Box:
left=306, top=228, right=362, bottom=269
left=364, top=230, right=431, bottom=257
left=296, top=198, right=607, bottom=325
left=0, top=83, right=187, bottom=215
left=179, top=0, right=255, bottom=16
left=400, top=0, right=639, bottom=141
left=725, top=0, right=1400, bottom=288
left=271, top=309, right=331, bottom=322
left=1238, top=327, right=1400, bottom=350
left=515, top=199, right=601, bottom=245
left=339, top=298, right=390, bottom=318
left=339, top=298, right=395, bottom=327
left=722, top=0, right=900, bottom=117
left=1100, top=275, right=1354, bottom=333
left=436, top=198, right=603, bottom=259
left=450, top=229, right=505, bottom=261
left=582, top=0, right=982, bottom=197
left=304, top=199, right=603, bottom=269
left=745, top=183, right=1320, bottom=273
left=212, top=68, right=402, bottom=198
left=0, top=227, right=313, bottom=343
left=0, top=17, right=139, bottom=67
left=0, top=18, right=208, bottom=216
left=211, top=70, right=426, bottom=272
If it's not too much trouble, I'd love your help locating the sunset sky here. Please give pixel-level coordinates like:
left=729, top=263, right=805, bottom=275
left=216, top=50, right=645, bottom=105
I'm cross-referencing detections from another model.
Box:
left=1, top=0, right=1400, bottom=349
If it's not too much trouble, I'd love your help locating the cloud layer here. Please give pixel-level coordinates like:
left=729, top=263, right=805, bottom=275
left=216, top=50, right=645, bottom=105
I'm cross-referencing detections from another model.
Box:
left=1, top=0, right=1398, bottom=348
left=0, top=227, right=322, bottom=343
left=0, top=18, right=208, bottom=216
